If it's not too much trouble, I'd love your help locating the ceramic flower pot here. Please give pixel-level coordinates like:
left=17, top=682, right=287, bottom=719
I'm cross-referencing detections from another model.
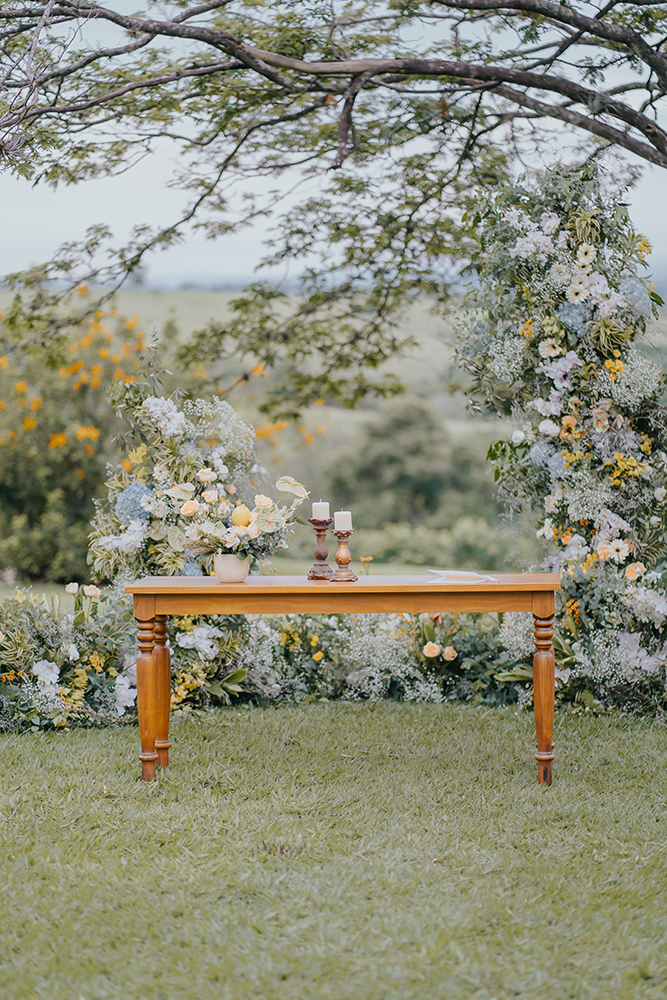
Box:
left=213, top=552, right=250, bottom=583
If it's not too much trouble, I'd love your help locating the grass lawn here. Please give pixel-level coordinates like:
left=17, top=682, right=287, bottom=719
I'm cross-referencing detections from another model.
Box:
left=1, top=703, right=666, bottom=1000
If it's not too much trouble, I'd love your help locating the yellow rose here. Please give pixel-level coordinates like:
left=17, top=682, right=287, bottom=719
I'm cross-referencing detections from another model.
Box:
left=443, top=646, right=458, bottom=661
left=231, top=504, right=251, bottom=527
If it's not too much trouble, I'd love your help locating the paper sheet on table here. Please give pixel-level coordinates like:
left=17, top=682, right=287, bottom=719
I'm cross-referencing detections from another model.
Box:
left=427, top=570, right=499, bottom=584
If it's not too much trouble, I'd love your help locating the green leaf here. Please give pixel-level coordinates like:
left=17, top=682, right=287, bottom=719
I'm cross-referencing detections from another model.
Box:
left=422, top=623, right=436, bottom=643
left=221, top=668, right=248, bottom=685
left=649, top=291, right=665, bottom=306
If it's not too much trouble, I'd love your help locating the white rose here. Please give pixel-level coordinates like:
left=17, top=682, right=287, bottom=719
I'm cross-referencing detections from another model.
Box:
left=511, top=430, right=525, bottom=444
left=654, top=487, right=667, bottom=502
left=65, top=582, right=79, bottom=595
left=538, top=419, right=560, bottom=437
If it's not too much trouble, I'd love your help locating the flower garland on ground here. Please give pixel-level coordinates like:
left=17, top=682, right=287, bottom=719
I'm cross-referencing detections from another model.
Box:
left=456, top=161, right=667, bottom=710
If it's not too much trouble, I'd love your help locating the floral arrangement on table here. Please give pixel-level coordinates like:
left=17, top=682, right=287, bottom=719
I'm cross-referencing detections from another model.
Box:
left=167, top=474, right=308, bottom=567
left=456, top=160, right=667, bottom=710
left=88, top=378, right=264, bottom=581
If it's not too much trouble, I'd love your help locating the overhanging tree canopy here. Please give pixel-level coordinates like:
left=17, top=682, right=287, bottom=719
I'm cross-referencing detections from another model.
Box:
left=2, top=1, right=666, bottom=413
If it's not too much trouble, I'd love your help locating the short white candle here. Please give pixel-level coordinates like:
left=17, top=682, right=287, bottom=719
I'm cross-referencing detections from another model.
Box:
left=334, top=509, right=353, bottom=531
left=311, top=500, right=330, bottom=519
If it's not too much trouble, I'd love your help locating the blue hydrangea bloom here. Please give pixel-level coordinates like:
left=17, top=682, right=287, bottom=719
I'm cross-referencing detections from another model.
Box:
left=618, top=276, right=651, bottom=317
left=547, top=453, right=567, bottom=477
left=115, top=481, right=153, bottom=524
left=183, top=561, right=204, bottom=577
left=528, top=441, right=554, bottom=466
left=557, top=301, right=591, bottom=333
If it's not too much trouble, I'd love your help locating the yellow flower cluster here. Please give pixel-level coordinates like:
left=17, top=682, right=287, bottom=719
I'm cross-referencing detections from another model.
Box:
left=171, top=665, right=207, bottom=705
left=605, top=451, right=649, bottom=486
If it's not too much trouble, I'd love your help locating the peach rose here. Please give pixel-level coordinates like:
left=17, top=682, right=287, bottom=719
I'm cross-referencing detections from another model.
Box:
left=65, top=582, right=79, bottom=595
left=423, top=642, right=441, bottom=658
left=254, top=494, right=273, bottom=510
left=83, top=585, right=100, bottom=597
left=225, top=483, right=237, bottom=495
left=625, top=562, right=646, bottom=581
left=561, top=530, right=573, bottom=545
left=443, top=646, right=458, bottom=661
left=180, top=499, right=200, bottom=516
left=202, top=489, right=219, bottom=503
left=597, top=544, right=611, bottom=561
left=197, top=468, right=215, bottom=482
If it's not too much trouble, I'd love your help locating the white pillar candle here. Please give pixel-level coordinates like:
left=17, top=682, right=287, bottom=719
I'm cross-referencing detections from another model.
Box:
left=333, top=509, right=353, bottom=531
left=311, top=500, right=330, bottom=519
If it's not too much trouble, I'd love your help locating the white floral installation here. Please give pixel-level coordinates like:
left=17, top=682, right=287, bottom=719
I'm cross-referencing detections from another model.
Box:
left=456, top=161, right=667, bottom=704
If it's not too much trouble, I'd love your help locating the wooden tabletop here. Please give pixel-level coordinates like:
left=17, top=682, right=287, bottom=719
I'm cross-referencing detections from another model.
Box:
left=126, top=572, right=561, bottom=594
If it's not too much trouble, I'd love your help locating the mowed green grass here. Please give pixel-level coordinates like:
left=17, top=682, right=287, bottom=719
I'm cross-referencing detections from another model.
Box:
left=1, top=703, right=666, bottom=1000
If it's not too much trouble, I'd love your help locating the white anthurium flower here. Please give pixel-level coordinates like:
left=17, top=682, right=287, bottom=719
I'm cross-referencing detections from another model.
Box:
left=275, top=476, right=309, bottom=499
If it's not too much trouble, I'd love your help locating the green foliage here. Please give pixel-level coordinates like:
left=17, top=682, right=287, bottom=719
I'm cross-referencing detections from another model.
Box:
left=329, top=397, right=498, bottom=528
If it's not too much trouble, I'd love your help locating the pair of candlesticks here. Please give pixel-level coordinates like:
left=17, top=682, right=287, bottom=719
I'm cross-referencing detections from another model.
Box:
left=307, top=510, right=357, bottom=582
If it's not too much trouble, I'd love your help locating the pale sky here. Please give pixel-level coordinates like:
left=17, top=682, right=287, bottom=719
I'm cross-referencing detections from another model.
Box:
left=2, top=147, right=666, bottom=292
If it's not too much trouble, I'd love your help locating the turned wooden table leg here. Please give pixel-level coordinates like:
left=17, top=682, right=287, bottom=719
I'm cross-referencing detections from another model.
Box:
left=154, top=614, right=172, bottom=768
left=533, top=592, right=555, bottom=786
left=135, top=609, right=158, bottom=782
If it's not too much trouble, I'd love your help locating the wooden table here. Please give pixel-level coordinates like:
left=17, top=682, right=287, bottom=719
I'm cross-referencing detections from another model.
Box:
left=126, top=573, right=561, bottom=785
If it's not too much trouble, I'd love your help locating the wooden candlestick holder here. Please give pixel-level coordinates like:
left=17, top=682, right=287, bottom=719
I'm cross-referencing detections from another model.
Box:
left=307, top=518, right=334, bottom=580
left=332, top=529, right=358, bottom=582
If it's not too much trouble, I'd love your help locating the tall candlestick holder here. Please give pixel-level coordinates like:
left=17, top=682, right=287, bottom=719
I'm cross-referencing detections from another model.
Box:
left=332, top=529, right=358, bottom=582
left=307, top=518, right=334, bottom=580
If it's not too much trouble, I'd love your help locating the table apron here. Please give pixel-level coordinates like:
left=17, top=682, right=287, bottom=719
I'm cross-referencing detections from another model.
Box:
left=151, top=592, right=537, bottom=615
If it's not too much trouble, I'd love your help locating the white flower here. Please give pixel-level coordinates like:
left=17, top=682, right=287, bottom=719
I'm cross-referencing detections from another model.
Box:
left=654, top=487, right=667, bottom=502
left=176, top=624, right=224, bottom=661
left=537, top=518, right=555, bottom=539
left=537, top=338, right=563, bottom=359
left=115, top=674, right=137, bottom=716
left=509, top=230, right=554, bottom=263
left=275, top=476, right=309, bottom=499
left=540, top=212, right=560, bottom=235
left=650, top=515, right=661, bottom=526
left=562, top=534, right=589, bottom=560
left=143, top=396, right=188, bottom=438
left=511, top=429, right=526, bottom=444
left=65, top=582, right=79, bottom=595
left=608, top=539, right=630, bottom=563
left=67, top=644, right=79, bottom=662
left=567, top=284, right=588, bottom=304
left=556, top=231, right=569, bottom=250
left=83, top=585, right=100, bottom=597
left=576, top=243, right=596, bottom=266
left=555, top=668, right=572, bottom=684
left=197, top=468, right=215, bottom=483
left=538, top=419, right=560, bottom=437
left=32, top=659, right=59, bottom=687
